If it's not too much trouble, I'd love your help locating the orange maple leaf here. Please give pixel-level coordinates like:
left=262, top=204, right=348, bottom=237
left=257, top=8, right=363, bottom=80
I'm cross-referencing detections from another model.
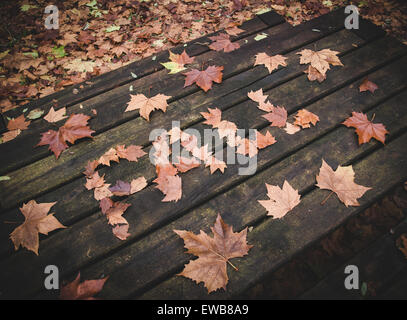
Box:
left=209, top=33, right=240, bottom=52
left=254, top=53, right=287, bottom=73
left=125, top=93, right=171, bottom=121
left=59, top=272, right=108, bottom=300
left=316, top=159, right=371, bottom=207
left=10, top=200, right=65, bottom=255
left=258, top=180, right=301, bottom=218
left=184, top=66, right=224, bottom=92
left=342, top=111, right=388, bottom=144
left=174, top=214, right=252, bottom=293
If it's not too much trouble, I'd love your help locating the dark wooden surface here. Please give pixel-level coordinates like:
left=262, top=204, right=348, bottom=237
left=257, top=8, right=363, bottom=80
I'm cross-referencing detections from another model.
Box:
left=0, top=8, right=406, bottom=299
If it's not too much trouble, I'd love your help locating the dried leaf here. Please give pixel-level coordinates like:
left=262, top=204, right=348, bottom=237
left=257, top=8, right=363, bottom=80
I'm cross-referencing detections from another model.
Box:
left=359, top=78, right=378, bottom=93
left=316, top=159, right=371, bottom=207
left=112, top=224, right=131, bottom=241
left=174, top=214, right=252, bottom=293
left=59, top=273, right=108, bottom=300
left=294, top=109, right=320, bottom=128
left=258, top=180, right=301, bottom=218
left=209, top=33, right=240, bottom=52
left=262, top=106, right=287, bottom=128
left=342, top=111, right=388, bottom=144
left=125, top=93, right=171, bottom=121
left=10, top=200, right=65, bottom=255
left=254, top=53, right=287, bottom=73
left=44, top=107, right=67, bottom=123
left=184, top=66, right=223, bottom=92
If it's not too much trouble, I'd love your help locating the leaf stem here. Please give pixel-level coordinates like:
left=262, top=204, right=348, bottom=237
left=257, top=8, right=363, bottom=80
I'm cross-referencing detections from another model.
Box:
left=209, top=248, right=239, bottom=271
left=320, top=191, right=334, bottom=205
left=370, top=113, right=376, bottom=122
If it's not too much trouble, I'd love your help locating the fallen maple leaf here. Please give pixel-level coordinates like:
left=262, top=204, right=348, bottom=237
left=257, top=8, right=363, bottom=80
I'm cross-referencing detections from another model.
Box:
left=83, top=160, right=99, bottom=178
left=284, top=122, right=301, bottom=135
left=59, top=272, right=108, bottom=300
left=175, top=156, right=201, bottom=173
left=7, top=114, right=30, bottom=131
left=342, top=111, right=388, bottom=144
left=262, top=106, right=287, bottom=127
left=209, top=33, right=240, bottom=52
left=254, top=53, right=287, bottom=73
left=316, top=159, right=371, bottom=207
left=174, top=214, right=252, bottom=293
left=304, top=65, right=326, bottom=82
left=184, top=65, right=223, bottom=92
left=256, top=130, right=276, bottom=149
left=359, top=78, right=378, bottom=93
left=94, top=183, right=113, bottom=201
left=130, top=176, right=148, bottom=194
left=125, top=93, right=171, bottom=121
left=100, top=197, right=113, bottom=214
left=169, top=50, right=195, bottom=66
left=115, top=144, right=146, bottom=162
left=98, top=148, right=119, bottom=166
left=105, top=201, right=131, bottom=225
left=109, top=180, right=131, bottom=196
left=112, top=224, right=131, bottom=241
left=258, top=180, right=301, bottom=218
left=205, top=156, right=227, bottom=174
left=10, top=200, right=65, bottom=255
left=37, top=113, right=94, bottom=158
left=297, top=48, right=343, bottom=76
left=85, top=172, right=105, bottom=190
left=43, top=107, right=67, bottom=123
left=1, top=129, right=21, bottom=143
left=294, top=109, right=320, bottom=128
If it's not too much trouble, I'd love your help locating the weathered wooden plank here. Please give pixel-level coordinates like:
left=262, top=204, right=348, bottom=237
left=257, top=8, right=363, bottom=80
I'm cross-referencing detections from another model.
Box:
left=2, top=16, right=273, bottom=120
left=0, top=114, right=5, bottom=134
left=380, top=267, right=407, bottom=299
left=2, top=73, right=407, bottom=299
left=0, top=27, right=376, bottom=208
left=0, top=40, right=405, bottom=261
left=257, top=10, right=286, bottom=26
left=236, top=184, right=407, bottom=300
left=299, top=218, right=407, bottom=299
left=0, top=30, right=367, bottom=257
left=135, top=133, right=407, bottom=300
left=0, top=9, right=349, bottom=174
left=350, top=14, right=386, bottom=41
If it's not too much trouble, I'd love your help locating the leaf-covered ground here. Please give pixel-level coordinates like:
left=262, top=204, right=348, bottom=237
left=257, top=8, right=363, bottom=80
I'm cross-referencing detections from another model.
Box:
left=0, top=0, right=406, bottom=113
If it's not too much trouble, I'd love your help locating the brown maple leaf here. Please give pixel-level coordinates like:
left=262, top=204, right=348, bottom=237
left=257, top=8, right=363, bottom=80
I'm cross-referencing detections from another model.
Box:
left=175, top=156, right=201, bottom=173
left=258, top=180, right=301, bottom=218
left=169, top=50, right=195, bottom=66
left=83, top=160, right=99, bottom=178
left=85, top=172, right=105, bottom=190
left=200, top=107, right=222, bottom=127
left=59, top=272, right=108, bottom=300
left=342, top=111, right=388, bottom=144
left=37, top=113, right=94, bottom=159
left=205, top=156, right=227, bottom=174
left=297, top=48, right=343, bottom=78
left=109, top=180, right=131, bottom=196
left=115, top=144, right=146, bottom=162
left=2, top=129, right=21, bottom=143
left=174, top=214, right=252, bottom=293
left=359, top=78, right=378, bottom=93
left=153, top=163, right=182, bottom=202
left=304, top=65, right=326, bottom=83
left=98, top=147, right=119, bottom=166
left=209, top=33, right=240, bottom=53
left=256, top=130, right=276, bottom=149
left=130, top=176, right=148, bottom=194
left=10, top=200, right=65, bottom=255
left=112, top=224, right=131, bottom=241
left=254, top=53, right=287, bottom=73
left=262, top=106, right=287, bottom=128
left=294, top=109, right=320, bottom=129
left=7, top=114, right=31, bottom=131
left=184, top=66, right=224, bottom=92
left=125, top=93, right=171, bottom=121
left=316, top=159, right=371, bottom=207
left=100, top=197, right=113, bottom=214
left=43, top=107, right=67, bottom=123
left=105, top=201, right=131, bottom=225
